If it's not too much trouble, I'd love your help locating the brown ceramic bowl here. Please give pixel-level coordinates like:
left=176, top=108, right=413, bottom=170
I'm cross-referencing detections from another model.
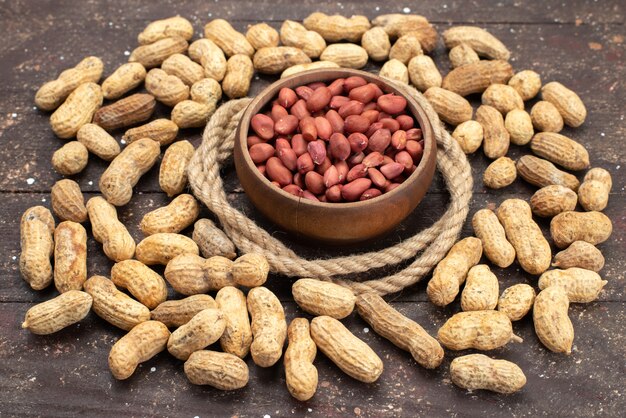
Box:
left=234, top=68, right=436, bottom=245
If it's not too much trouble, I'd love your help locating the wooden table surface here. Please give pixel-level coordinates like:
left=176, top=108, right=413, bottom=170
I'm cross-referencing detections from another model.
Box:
left=1, top=1, right=624, bottom=417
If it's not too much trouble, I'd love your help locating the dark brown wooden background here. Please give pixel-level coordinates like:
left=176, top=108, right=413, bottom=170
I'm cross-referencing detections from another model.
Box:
left=0, top=1, right=624, bottom=417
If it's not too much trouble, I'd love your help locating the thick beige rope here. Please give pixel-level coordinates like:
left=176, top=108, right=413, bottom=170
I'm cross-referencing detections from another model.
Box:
left=187, top=83, right=473, bottom=296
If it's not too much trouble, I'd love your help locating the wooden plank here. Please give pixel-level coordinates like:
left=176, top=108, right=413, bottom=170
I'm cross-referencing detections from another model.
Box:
left=1, top=300, right=624, bottom=417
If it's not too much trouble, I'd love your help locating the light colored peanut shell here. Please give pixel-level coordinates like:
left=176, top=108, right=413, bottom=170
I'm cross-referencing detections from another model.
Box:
left=438, top=310, right=521, bottom=351
left=140, top=194, right=200, bottom=235
left=171, top=100, right=214, bottom=128
left=51, top=179, right=88, bottom=223
left=442, top=60, right=513, bottom=96
left=164, top=254, right=233, bottom=295
left=302, top=12, right=370, bottom=43
left=361, top=27, right=391, bottom=61
left=476, top=105, right=510, bottom=159
left=159, top=140, right=195, bottom=197
left=161, top=53, right=205, bottom=86
left=530, top=132, right=589, bottom=171
left=216, top=286, right=252, bottom=358
left=280, top=20, right=327, bottom=59
left=505, top=109, right=534, bottom=145
left=122, top=118, right=179, bottom=146
left=538, top=268, right=607, bottom=303
left=483, top=156, right=517, bottom=189
left=449, top=44, right=479, bottom=68
left=138, top=16, right=193, bottom=45
left=247, top=286, right=287, bottom=368
left=53, top=221, right=87, bottom=293
left=192, top=219, right=237, bottom=259
left=379, top=59, right=409, bottom=84
left=184, top=350, right=249, bottom=390
left=280, top=61, right=340, bottom=78
left=50, top=82, right=103, bottom=138
left=461, top=265, right=499, bottom=311
left=498, top=284, right=535, bottom=321
left=389, top=33, right=423, bottom=65
left=145, top=68, right=189, bottom=107
left=22, top=290, right=92, bottom=335
left=530, top=185, right=578, bottom=218
left=151, top=294, right=217, bottom=328
left=86, top=197, right=135, bottom=262
left=533, top=286, right=574, bottom=354
left=550, top=211, right=612, bottom=248
left=482, top=84, right=524, bottom=114
left=232, top=253, right=269, bottom=288
left=111, top=260, right=168, bottom=309
left=253, top=46, right=311, bottom=75
left=19, top=206, right=55, bottom=290
left=541, top=81, right=587, bottom=127
left=129, top=36, right=188, bottom=68
left=292, top=278, right=356, bottom=319
left=452, top=120, right=483, bottom=154
left=472, top=208, right=515, bottom=268
left=188, top=39, right=227, bottom=82
left=136, top=233, right=199, bottom=265
left=77, top=123, right=121, bottom=161
left=552, top=241, right=605, bottom=272
left=578, top=168, right=612, bottom=211
left=51, top=141, right=88, bottom=175
left=508, top=70, right=541, bottom=101
left=204, top=19, right=255, bottom=57
left=167, top=308, right=226, bottom=360
left=190, top=78, right=222, bottom=105
left=408, top=55, right=442, bottom=92
left=424, top=86, right=472, bottom=126
left=530, top=101, right=564, bottom=133
left=284, top=318, right=318, bottom=401
left=450, top=354, right=526, bottom=394
left=371, top=14, right=438, bottom=52
left=246, top=23, right=280, bottom=50
left=320, top=43, right=368, bottom=69
left=222, top=54, right=254, bottom=99
left=443, top=26, right=510, bottom=60
left=516, top=155, right=580, bottom=191
left=101, top=62, right=147, bottom=100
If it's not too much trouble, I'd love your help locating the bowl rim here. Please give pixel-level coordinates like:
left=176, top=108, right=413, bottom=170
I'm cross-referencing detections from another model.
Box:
left=236, top=68, right=436, bottom=208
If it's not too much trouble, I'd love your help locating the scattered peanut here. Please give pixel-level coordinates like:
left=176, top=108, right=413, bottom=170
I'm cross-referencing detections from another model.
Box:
left=164, top=254, right=233, bottom=294
left=162, top=53, right=205, bottom=86
left=279, top=20, right=327, bottom=59
left=86, top=197, right=135, bottom=262
left=496, top=199, right=551, bottom=275
left=460, top=265, right=499, bottom=311
left=550, top=211, right=612, bottom=248
left=448, top=44, right=479, bottom=68
left=310, top=315, right=383, bottom=383
left=361, top=27, right=391, bottom=61
left=122, top=118, right=179, bottom=146
left=168, top=308, right=226, bottom=360
left=508, top=70, right=542, bottom=101
left=424, top=86, right=473, bottom=126
left=137, top=16, right=193, bottom=45
left=533, top=286, right=573, bottom=354
left=356, top=293, right=444, bottom=369
left=389, top=33, right=424, bottom=65
left=482, top=84, right=524, bottom=115
left=498, top=284, right=535, bottom=321
left=539, top=268, right=607, bottom=303
left=483, top=156, right=517, bottom=189
left=320, top=43, right=368, bottom=69
left=77, top=123, right=121, bottom=161
left=151, top=294, right=217, bottom=328
left=159, top=140, right=195, bottom=196
left=109, top=320, right=170, bottom=379
left=184, top=350, right=249, bottom=390
left=516, top=155, right=580, bottom=191
left=140, top=194, right=200, bottom=235
left=232, top=253, right=269, bottom=288
left=136, top=233, right=199, bottom=266
left=530, top=101, right=564, bottom=133
left=111, top=260, right=168, bottom=309
left=204, top=19, right=255, bottom=57
left=450, top=354, right=526, bottom=394
left=578, top=168, right=612, bottom=211
left=427, top=237, right=483, bottom=307
left=284, top=318, right=318, bottom=401
left=443, top=26, right=510, bottom=60
left=222, top=54, right=254, bottom=99
left=19, top=206, right=55, bottom=290
left=379, top=59, right=409, bottom=84
left=292, top=278, right=356, bottom=319
left=530, top=132, right=589, bottom=171
left=145, top=69, right=189, bottom=107
left=50, top=82, right=103, bottom=138
left=246, top=23, right=280, bottom=50
left=504, top=109, right=534, bottom=145
left=129, top=36, right=189, bottom=68
left=472, top=208, right=515, bottom=268
left=280, top=61, right=340, bottom=78
left=50, top=179, right=88, bottom=223
left=530, top=185, right=578, bottom=218
left=442, top=60, right=513, bottom=96
left=452, top=120, right=483, bottom=154
left=438, top=310, right=522, bottom=351
left=552, top=241, right=605, bottom=272
left=476, top=104, right=510, bottom=159
left=188, top=39, right=227, bottom=81
left=51, top=141, right=89, bottom=175
left=192, top=219, right=237, bottom=259
left=302, top=12, right=370, bottom=43
left=22, top=290, right=92, bottom=335
left=53, top=221, right=87, bottom=293
left=101, top=62, right=147, bottom=100
left=541, top=81, right=587, bottom=127
left=407, top=55, right=442, bottom=92
left=247, top=286, right=287, bottom=368
left=253, top=46, right=311, bottom=75
left=93, top=93, right=156, bottom=131
left=371, top=14, right=438, bottom=52
left=171, top=100, right=213, bottom=128
left=216, top=286, right=252, bottom=358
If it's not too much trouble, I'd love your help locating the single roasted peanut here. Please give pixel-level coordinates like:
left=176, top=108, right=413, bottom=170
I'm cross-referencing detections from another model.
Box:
left=232, top=253, right=269, bottom=288
left=101, top=62, right=147, bottom=100
left=530, top=185, right=578, bottom=218
left=280, top=20, right=326, bottom=59
left=145, top=69, right=189, bottom=107
left=449, top=44, right=479, bottom=68
left=302, top=12, right=370, bottom=43
left=504, top=109, right=534, bottom=145
left=216, top=286, right=252, bottom=358
left=190, top=77, right=222, bottom=105
left=22, top=290, right=92, bottom=335
left=137, top=16, right=193, bottom=45
left=35, top=56, right=103, bottom=111
left=188, top=39, right=227, bottom=81
left=161, top=53, right=204, bottom=86
left=284, top=318, right=318, bottom=401
left=530, top=132, right=589, bottom=171
left=111, top=260, right=168, bottom=309
left=122, top=119, right=179, bottom=146
left=159, top=140, right=195, bottom=197
left=167, top=308, right=226, bottom=360
left=204, top=19, right=255, bottom=57
left=450, top=354, right=526, bottom=394
left=508, top=70, right=542, bottom=101
left=140, top=194, right=200, bottom=236
left=498, top=284, right=535, bottom=321
left=51, top=141, right=88, bottom=175
left=533, top=286, right=573, bottom=354
left=99, top=138, right=160, bottom=206
left=311, top=315, right=383, bottom=383
left=136, top=233, right=199, bottom=266
left=171, top=100, right=213, bottom=128
left=539, top=268, right=607, bottom=303
left=222, top=54, right=254, bottom=99
left=442, top=60, right=513, bottom=96
left=77, top=123, right=121, bottom=160
left=50, top=82, right=103, bottom=138
left=129, top=36, right=188, bottom=68
left=246, top=23, right=280, bottom=50
left=292, top=278, right=356, bottom=319
left=443, top=26, right=510, bottom=60
left=553, top=241, right=605, bottom=272
left=93, top=93, right=156, bottom=131
left=389, top=33, right=423, bottom=64
left=164, top=254, right=233, bottom=294
left=438, top=311, right=522, bottom=350
left=371, top=14, right=438, bottom=52
left=151, top=294, right=217, bottom=328
left=427, top=237, right=482, bottom=307
left=192, top=219, right=237, bottom=260
left=184, top=350, right=249, bottom=390
left=482, top=84, right=524, bottom=114
left=452, top=120, right=483, bottom=154
left=578, top=168, right=612, bottom=211
left=53, top=221, right=87, bottom=293
left=50, top=179, right=87, bottom=223
left=280, top=61, right=340, bottom=78
left=408, top=55, right=442, bottom=92
left=86, top=197, right=135, bottom=262
left=379, top=59, right=409, bottom=84
left=516, top=155, right=580, bottom=191
left=424, top=86, right=472, bottom=126
left=530, top=101, right=564, bottom=133
left=361, top=27, right=391, bottom=61
left=320, top=44, right=368, bottom=69
left=472, top=208, right=515, bottom=268
left=20, top=206, right=55, bottom=290
left=476, top=105, right=509, bottom=159
left=356, top=293, right=444, bottom=369
left=84, top=275, right=150, bottom=330
left=109, top=321, right=170, bottom=380
left=460, top=265, right=499, bottom=311
left=247, top=286, right=287, bottom=367
left=497, top=199, right=551, bottom=275
left=253, top=46, right=311, bottom=74
left=551, top=211, right=612, bottom=248
left=541, top=81, right=587, bottom=127
left=483, top=156, right=517, bottom=189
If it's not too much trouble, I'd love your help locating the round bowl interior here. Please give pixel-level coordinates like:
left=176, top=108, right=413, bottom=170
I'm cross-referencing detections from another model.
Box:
left=233, top=68, right=437, bottom=245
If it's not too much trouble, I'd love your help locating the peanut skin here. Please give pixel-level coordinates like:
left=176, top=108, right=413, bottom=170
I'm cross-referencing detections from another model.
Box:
left=167, top=308, right=226, bottom=360
left=20, top=206, right=55, bottom=290
left=140, top=194, right=200, bottom=235
left=533, top=286, right=574, bottom=354
left=247, top=286, right=287, bottom=367
left=216, top=286, right=252, bottom=358
left=150, top=294, right=217, bottom=328
left=22, top=290, right=92, bottom=335
left=108, top=320, right=170, bottom=380
left=53, top=221, right=87, bottom=293
left=292, top=278, right=356, bottom=319
left=111, top=260, right=168, bottom=309
left=438, top=310, right=522, bottom=351
left=356, top=293, right=444, bottom=369
left=184, top=350, right=249, bottom=390
left=284, top=318, right=318, bottom=401
left=450, top=354, right=526, bottom=394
